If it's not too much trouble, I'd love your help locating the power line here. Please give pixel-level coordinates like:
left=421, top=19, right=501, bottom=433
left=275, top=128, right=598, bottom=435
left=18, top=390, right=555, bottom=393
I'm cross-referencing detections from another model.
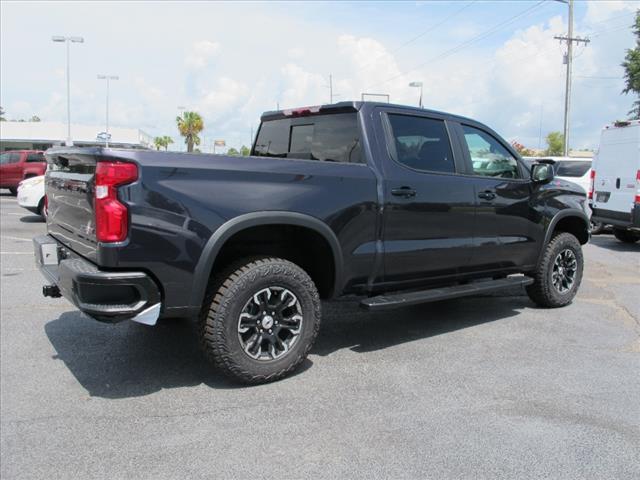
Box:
left=364, top=0, right=547, bottom=91
left=356, top=0, right=478, bottom=74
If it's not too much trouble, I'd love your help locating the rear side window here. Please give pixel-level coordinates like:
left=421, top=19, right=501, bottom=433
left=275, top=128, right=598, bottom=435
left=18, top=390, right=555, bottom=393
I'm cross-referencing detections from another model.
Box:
left=0, top=153, right=10, bottom=165
left=26, top=153, right=45, bottom=163
left=554, top=161, right=591, bottom=177
left=462, top=125, right=521, bottom=179
left=253, top=113, right=362, bottom=163
left=386, top=114, right=455, bottom=173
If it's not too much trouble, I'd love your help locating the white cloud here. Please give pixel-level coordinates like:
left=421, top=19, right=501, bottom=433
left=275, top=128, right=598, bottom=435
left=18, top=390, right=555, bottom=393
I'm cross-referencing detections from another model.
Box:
left=185, top=40, right=221, bottom=69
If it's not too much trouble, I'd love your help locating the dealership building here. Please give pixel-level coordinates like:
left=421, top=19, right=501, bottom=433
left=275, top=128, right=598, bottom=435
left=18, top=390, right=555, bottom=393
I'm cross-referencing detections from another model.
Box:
left=0, top=121, right=153, bottom=151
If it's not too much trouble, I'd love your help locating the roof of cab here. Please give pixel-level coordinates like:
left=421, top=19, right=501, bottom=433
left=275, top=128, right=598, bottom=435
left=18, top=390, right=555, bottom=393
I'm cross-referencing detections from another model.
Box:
left=260, top=101, right=479, bottom=125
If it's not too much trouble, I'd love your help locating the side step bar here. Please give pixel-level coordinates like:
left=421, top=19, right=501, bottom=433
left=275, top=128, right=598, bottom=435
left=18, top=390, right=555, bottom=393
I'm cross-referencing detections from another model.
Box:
left=360, top=276, right=534, bottom=311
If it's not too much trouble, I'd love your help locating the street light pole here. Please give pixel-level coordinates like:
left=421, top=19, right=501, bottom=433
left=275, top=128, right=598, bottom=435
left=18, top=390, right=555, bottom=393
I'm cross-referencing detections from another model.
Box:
left=409, top=81, right=423, bottom=108
left=52, top=35, right=84, bottom=146
left=97, top=75, right=119, bottom=148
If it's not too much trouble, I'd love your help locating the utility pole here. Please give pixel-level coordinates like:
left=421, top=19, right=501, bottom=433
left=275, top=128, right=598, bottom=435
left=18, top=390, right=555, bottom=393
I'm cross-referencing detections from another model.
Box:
left=554, top=0, right=589, bottom=156
left=326, top=74, right=339, bottom=104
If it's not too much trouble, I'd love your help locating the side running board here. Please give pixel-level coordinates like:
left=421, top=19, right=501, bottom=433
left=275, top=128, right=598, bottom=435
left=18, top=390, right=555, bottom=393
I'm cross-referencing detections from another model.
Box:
left=360, top=276, right=534, bottom=311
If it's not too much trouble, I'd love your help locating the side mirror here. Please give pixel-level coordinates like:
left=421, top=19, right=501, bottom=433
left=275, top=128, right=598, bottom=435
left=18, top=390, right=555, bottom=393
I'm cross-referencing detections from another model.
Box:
left=531, top=163, right=554, bottom=184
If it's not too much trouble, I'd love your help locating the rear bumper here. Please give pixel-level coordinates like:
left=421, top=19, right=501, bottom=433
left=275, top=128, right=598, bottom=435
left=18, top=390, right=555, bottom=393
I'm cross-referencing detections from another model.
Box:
left=33, top=235, right=162, bottom=324
left=592, top=206, right=640, bottom=231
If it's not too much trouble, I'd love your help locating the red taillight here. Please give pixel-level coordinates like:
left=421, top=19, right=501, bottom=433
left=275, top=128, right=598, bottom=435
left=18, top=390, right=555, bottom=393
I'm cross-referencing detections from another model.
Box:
left=635, top=169, right=640, bottom=204
left=588, top=169, right=596, bottom=200
left=94, top=161, right=138, bottom=242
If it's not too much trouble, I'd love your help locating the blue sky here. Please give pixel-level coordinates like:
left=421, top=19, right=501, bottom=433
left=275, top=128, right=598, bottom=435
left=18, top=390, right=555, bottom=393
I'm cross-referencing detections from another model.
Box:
left=1, top=0, right=637, bottom=151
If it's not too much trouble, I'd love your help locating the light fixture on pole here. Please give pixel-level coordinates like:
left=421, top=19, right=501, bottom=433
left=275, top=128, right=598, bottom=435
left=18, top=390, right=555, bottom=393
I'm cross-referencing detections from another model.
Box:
left=52, top=35, right=84, bottom=146
left=409, top=81, right=423, bottom=108
left=97, top=74, right=118, bottom=148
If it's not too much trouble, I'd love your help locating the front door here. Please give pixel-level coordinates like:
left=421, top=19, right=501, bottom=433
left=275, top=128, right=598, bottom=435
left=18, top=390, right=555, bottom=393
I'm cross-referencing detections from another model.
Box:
left=377, top=110, right=477, bottom=287
left=457, top=123, right=539, bottom=271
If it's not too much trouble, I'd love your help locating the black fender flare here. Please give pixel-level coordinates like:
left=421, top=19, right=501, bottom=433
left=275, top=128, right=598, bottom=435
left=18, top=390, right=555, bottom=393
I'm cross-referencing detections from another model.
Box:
left=537, top=208, right=589, bottom=265
left=189, top=211, right=344, bottom=308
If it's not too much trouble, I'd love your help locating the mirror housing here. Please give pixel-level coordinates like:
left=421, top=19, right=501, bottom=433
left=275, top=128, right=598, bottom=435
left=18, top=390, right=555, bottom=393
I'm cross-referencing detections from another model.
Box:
left=531, top=161, right=555, bottom=184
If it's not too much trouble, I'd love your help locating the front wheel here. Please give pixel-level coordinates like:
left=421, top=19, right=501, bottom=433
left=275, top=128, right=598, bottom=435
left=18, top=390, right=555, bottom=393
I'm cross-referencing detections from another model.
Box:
left=613, top=228, right=640, bottom=244
left=199, top=257, right=321, bottom=384
left=526, top=232, right=584, bottom=308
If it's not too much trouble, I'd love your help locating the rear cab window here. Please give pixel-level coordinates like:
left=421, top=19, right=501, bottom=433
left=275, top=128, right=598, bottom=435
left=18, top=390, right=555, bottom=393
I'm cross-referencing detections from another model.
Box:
left=253, top=112, right=362, bottom=164
left=554, top=161, right=591, bottom=177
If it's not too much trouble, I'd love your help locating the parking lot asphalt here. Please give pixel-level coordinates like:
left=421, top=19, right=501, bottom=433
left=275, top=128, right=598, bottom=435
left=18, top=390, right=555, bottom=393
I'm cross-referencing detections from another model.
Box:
left=1, top=191, right=639, bottom=479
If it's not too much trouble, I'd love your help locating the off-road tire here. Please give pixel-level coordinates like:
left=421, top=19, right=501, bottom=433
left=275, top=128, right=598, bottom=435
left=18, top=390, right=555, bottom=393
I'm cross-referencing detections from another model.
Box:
left=613, top=228, right=639, bottom=244
left=199, top=257, right=321, bottom=384
left=526, top=232, right=583, bottom=308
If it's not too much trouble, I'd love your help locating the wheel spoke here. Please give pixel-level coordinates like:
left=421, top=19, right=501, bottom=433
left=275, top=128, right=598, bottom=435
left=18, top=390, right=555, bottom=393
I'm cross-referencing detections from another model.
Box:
left=238, top=286, right=303, bottom=362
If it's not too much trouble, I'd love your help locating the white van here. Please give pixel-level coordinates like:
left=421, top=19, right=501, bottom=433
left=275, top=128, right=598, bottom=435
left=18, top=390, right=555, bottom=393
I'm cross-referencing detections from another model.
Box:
left=591, top=120, right=640, bottom=243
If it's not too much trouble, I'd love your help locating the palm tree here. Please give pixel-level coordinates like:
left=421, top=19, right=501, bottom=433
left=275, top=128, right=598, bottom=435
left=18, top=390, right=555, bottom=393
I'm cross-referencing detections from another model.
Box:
left=176, top=111, right=204, bottom=152
left=154, top=135, right=174, bottom=151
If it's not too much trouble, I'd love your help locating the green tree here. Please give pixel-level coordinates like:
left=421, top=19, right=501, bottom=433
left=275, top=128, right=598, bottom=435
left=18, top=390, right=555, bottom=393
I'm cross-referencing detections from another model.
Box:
left=622, top=10, right=640, bottom=119
left=29, top=115, right=41, bottom=122
left=176, top=111, right=204, bottom=152
left=240, top=145, right=251, bottom=156
left=154, top=135, right=174, bottom=151
left=227, top=147, right=240, bottom=156
left=545, top=131, right=564, bottom=156
left=0, top=106, right=6, bottom=121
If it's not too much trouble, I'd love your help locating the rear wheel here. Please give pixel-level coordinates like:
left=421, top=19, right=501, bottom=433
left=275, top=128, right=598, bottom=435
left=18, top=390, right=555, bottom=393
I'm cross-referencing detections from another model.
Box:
left=526, top=232, right=584, bottom=308
left=589, top=220, right=604, bottom=235
left=199, top=257, right=321, bottom=384
left=613, top=228, right=640, bottom=243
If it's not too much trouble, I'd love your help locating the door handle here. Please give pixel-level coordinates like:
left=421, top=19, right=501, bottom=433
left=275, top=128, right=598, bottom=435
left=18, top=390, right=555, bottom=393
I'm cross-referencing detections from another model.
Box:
left=391, top=187, right=416, bottom=198
left=478, top=190, right=496, bottom=200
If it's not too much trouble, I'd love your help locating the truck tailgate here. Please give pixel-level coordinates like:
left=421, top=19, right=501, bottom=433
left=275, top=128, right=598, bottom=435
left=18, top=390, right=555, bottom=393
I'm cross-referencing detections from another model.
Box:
left=45, top=150, right=99, bottom=261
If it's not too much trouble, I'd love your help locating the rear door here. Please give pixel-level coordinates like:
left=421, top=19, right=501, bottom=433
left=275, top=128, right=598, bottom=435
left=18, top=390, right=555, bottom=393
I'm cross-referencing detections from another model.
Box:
left=1, top=152, right=23, bottom=186
left=456, top=123, right=539, bottom=271
left=374, top=108, right=476, bottom=286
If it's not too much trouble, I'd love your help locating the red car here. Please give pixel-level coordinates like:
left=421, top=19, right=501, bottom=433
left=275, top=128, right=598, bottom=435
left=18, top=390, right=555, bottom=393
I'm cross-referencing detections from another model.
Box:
left=0, top=150, right=47, bottom=195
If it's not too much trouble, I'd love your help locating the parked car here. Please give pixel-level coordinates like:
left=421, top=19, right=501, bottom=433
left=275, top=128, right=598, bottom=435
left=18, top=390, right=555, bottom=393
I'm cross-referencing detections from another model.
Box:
left=591, top=120, right=640, bottom=243
left=17, top=175, right=46, bottom=218
left=0, top=150, right=47, bottom=195
left=34, top=101, right=590, bottom=384
left=522, top=155, right=610, bottom=233
left=523, top=156, right=592, bottom=193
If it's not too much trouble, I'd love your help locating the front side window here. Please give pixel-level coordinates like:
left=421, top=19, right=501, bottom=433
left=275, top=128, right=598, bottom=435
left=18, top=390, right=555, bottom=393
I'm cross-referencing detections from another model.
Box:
left=387, top=114, right=454, bottom=173
left=462, top=125, right=520, bottom=179
left=253, top=113, right=362, bottom=163
left=26, top=153, right=45, bottom=163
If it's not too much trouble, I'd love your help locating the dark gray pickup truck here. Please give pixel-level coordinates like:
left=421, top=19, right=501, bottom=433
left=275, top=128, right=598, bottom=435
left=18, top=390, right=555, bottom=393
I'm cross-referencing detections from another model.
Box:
left=34, top=101, right=590, bottom=383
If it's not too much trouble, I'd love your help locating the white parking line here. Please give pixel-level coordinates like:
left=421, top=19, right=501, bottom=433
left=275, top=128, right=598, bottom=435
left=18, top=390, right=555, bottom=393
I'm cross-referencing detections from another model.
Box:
left=1, top=236, right=33, bottom=242
left=0, top=252, right=32, bottom=255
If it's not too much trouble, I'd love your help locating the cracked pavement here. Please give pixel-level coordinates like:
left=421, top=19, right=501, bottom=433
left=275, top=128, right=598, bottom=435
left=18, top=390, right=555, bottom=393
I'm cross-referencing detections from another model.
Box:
left=1, top=192, right=639, bottom=479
